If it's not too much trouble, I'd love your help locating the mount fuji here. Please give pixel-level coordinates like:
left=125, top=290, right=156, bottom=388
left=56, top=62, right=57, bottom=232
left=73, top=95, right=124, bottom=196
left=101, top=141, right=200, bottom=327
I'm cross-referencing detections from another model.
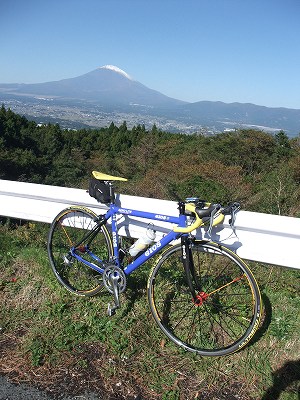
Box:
left=0, top=65, right=186, bottom=108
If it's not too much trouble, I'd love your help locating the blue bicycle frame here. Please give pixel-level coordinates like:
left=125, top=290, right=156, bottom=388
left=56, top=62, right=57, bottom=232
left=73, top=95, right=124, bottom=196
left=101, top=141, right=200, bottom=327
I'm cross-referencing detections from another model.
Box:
left=70, top=203, right=188, bottom=276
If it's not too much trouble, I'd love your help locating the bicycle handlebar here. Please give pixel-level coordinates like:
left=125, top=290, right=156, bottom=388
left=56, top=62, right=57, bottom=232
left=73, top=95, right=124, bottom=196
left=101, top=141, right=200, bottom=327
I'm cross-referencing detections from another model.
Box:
left=173, top=202, right=223, bottom=233
left=173, top=201, right=240, bottom=234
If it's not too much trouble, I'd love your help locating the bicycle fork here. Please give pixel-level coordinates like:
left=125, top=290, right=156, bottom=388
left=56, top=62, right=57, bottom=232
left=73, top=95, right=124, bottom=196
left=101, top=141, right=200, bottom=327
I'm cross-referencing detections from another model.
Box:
left=181, top=237, right=201, bottom=301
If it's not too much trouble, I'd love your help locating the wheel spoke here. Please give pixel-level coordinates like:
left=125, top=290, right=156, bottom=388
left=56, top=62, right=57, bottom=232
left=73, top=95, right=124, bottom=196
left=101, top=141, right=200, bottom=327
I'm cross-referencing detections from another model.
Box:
left=206, top=274, right=245, bottom=297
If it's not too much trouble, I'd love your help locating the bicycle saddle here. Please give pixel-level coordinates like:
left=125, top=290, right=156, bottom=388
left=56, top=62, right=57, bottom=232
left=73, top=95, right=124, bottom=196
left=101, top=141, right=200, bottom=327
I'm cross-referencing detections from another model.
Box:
left=92, top=171, right=128, bottom=181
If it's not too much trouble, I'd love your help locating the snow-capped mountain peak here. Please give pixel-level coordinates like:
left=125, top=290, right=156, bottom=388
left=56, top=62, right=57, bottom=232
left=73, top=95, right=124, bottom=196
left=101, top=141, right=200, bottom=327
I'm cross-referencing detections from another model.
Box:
left=99, top=65, right=132, bottom=80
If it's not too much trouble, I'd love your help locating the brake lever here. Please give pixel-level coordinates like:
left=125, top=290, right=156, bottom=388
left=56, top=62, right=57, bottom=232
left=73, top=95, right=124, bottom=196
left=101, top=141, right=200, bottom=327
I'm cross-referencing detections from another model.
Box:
left=221, top=202, right=240, bottom=239
left=207, top=204, right=222, bottom=237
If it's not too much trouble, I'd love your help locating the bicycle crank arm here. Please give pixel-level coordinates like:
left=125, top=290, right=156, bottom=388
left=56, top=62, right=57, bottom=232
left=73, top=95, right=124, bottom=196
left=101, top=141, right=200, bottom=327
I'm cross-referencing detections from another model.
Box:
left=102, top=265, right=126, bottom=316
left=107, top=274, right=120, bottom=316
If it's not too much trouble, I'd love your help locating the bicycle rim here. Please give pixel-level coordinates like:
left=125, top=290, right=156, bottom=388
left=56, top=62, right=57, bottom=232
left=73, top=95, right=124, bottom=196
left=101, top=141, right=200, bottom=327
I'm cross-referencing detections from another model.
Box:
left=47, top=207, right=112, bottom=296
left=148, top=241, right=261, bottom=356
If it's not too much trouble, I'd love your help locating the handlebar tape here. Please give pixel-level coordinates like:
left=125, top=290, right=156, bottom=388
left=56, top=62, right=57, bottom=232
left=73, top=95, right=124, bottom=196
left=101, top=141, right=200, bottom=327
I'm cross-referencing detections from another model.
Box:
left=195, top=204, right=221, bottom=219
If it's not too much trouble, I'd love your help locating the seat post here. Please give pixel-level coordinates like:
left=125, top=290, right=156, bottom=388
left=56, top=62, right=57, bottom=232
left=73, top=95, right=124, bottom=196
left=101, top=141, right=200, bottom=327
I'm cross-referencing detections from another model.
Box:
left=108, top=182, right=115, bottom=204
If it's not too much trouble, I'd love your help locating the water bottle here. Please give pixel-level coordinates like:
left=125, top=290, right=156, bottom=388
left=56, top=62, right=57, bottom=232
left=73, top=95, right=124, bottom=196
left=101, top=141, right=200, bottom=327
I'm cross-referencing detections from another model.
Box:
left=129, top=225, right=156, bottom=257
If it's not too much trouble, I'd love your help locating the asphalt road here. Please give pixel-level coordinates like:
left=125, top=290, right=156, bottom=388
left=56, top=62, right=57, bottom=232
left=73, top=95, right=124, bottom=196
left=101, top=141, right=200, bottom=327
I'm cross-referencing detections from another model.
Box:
left=0, top=375, right=101, bottom=400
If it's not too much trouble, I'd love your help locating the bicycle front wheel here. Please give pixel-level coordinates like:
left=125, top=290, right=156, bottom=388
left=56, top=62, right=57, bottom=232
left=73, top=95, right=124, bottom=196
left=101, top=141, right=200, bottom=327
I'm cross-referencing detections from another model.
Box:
left=148, top=241, right=261, bottom=356
left=47, top=206, right=113, bottom=296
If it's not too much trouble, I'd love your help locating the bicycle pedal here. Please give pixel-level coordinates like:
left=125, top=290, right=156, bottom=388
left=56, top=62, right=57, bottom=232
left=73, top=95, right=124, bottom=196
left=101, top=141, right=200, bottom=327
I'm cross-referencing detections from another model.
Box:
left=107, top=303, right=116, bottom=317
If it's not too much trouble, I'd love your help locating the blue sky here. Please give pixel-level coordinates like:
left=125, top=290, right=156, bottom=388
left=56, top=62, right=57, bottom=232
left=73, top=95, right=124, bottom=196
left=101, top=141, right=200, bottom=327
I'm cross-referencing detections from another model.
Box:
left=1, top=0, right=300, bottom=109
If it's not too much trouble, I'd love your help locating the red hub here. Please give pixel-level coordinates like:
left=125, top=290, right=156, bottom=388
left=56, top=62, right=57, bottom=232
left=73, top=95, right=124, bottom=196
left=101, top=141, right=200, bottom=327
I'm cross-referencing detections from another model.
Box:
left=193, top=291, right=209, bottom=306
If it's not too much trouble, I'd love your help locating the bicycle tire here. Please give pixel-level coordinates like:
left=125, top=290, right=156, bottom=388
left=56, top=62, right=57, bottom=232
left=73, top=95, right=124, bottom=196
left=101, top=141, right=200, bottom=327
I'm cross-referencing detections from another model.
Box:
left=148, top=241, right=261, bottom=356
left=47, top=206, right=113, bottom=296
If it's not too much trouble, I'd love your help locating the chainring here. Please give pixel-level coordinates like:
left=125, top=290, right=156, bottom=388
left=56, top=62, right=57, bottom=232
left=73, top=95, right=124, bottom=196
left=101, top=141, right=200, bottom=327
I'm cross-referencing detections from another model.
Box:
left=102, top=265, right=126, bottom=294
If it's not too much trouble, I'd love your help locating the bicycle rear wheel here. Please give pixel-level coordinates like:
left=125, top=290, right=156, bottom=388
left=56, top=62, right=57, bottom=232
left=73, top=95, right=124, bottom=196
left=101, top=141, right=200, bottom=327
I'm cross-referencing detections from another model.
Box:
left=47, top=206, right=112, bottom=296
left=148, top=241, right=261, bottom=356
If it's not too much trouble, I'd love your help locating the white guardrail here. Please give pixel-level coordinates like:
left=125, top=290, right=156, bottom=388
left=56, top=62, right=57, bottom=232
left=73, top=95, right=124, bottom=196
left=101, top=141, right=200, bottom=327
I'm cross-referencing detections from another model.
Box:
left=0, top=179, right=299, bottom=270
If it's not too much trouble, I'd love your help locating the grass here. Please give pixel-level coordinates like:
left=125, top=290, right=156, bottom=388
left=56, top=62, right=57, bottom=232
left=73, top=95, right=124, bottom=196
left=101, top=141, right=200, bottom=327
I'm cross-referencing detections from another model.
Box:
left=0, top=221, right=299, bottom=399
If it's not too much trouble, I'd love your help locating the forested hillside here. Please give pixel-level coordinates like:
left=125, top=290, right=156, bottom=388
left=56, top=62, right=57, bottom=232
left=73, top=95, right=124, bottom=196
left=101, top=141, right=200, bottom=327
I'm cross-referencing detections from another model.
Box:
left=1, top=105, right=299, bottom=216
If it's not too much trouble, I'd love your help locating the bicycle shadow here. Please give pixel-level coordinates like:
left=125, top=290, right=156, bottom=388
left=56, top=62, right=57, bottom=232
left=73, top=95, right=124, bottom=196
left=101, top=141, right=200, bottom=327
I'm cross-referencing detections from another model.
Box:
left=119, top=271, right=149, bottom=316
left=248, top=292, right=272, bottom=347
left=261, top=358, right=300, bottom=399
left=203, top=224, right=244, bottom=250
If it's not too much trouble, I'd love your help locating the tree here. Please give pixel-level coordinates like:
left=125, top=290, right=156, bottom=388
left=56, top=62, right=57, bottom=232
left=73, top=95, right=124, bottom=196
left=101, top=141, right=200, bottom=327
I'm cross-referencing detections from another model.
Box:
left=257, top=165, right=300, bottom=215
left=274, top=130, right=292, bottom=159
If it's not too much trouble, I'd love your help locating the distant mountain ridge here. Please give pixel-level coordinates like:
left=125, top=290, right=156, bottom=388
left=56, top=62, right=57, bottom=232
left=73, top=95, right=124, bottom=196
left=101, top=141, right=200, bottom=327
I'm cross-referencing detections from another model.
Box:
left=0, top=65, right=299, bottom=136
left=178, top=101, right=300, bottom=135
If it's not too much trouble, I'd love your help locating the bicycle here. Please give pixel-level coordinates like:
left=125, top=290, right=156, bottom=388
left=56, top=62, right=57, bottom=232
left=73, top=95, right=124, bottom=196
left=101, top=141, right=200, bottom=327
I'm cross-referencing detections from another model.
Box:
left=47, top=171, right=262, bottom=357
